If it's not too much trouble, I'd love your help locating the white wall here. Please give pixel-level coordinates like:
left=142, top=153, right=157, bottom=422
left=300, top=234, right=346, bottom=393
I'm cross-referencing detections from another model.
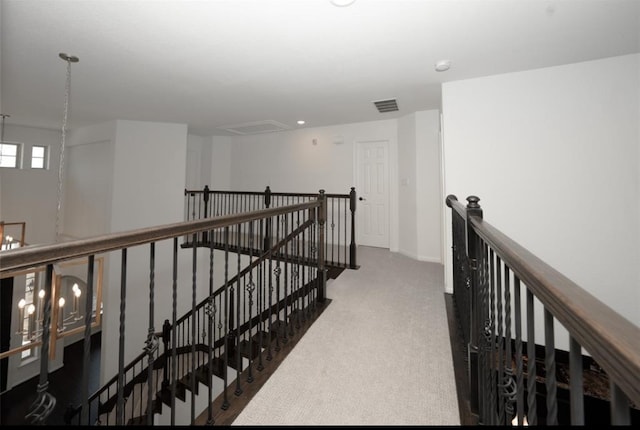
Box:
left=397, top=114, right=418, bottom=258
left=227, top=119, right=400, bottom=250
left=415, top=110, right=443, bottom=264
left=210, top=135, right=232, bottom=190
left=101, top=120, right=190, bottom=383
left=229, top=120, right=396, bottom=195
left=396, top=110, right=443, bottom=263
left=63, top=140, right=115, bottom=238
left=442, top=54, right=640, bottom=350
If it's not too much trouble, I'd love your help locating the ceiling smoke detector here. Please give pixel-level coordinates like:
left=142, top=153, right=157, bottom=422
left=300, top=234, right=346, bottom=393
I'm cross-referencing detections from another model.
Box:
left=373, top=99, right=399, bottom=113
left=435, top=60, right=451, bottom=72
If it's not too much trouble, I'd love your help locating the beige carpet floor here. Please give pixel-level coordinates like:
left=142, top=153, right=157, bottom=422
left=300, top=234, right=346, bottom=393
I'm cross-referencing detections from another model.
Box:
left=231, top=246, right=460, bottom=426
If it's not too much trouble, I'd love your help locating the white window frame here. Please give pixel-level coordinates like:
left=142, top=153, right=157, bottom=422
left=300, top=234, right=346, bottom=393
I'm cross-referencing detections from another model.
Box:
left=30, top=145, right=48, bottom=169
left=0, top=142, right=22, bottom=168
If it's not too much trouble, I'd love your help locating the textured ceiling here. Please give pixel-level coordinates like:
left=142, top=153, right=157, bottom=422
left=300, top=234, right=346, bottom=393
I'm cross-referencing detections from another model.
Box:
left=1, top=0, right=638, bottom=136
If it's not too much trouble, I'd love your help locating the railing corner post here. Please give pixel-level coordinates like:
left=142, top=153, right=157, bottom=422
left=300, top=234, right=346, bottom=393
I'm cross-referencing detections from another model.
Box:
left=264, top=185, right=272, bottom=208
left=162, top=319, right=171, bottom=389
left=349, top=187, right=357, bottom=269
left=465, top=195, right=483, bottom=417
left=317, top=189, right=327, bottom=302
left=263, top=186, right=272, bottom=250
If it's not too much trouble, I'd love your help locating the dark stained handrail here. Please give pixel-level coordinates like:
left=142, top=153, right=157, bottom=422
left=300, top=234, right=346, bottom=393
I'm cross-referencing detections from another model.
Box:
left=0, top=202, right=319, bottom=277
left=446, top=194, right=640, bottom=408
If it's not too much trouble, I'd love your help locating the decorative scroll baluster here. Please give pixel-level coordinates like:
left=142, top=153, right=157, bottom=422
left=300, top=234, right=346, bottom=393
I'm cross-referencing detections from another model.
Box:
left=495, top=256, right=505, bottom=424
left=246, top=220, right=256, bottom=383
left=25, top=264, right=56, bottom=425
left=145, top=243, right=158, bottom=425
left=487, top=248, right=496, bottom=425
left=502, top=266, right=517, bottom=424
left=478, top=241, right=490, bottom=424
left=267, top=222, right=274, bottom=361
left=234, top=224, right=243, bottom=397
left=513, top=276, right=525, bottom=425
left=544, top=308, right=558, bottom=425
left=190, top=233, right=198, bottom=424
left=526, top=289, right=537, bottom=425
left=206, top=231, right=215, bottom=425
left=221, top=227, right=230, bottom=410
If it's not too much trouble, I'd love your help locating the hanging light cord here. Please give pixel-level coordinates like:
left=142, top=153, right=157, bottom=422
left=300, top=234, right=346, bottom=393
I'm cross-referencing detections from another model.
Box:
left=55, top=54, right=77, bottom=242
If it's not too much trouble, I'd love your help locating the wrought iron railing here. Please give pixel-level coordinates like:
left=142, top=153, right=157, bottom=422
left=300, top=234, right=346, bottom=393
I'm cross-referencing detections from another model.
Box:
left=183, top=186, right=358, bottom=269
left=1, top=193, right=328, bottom=425
left=446, top=195, right=640, bottom=426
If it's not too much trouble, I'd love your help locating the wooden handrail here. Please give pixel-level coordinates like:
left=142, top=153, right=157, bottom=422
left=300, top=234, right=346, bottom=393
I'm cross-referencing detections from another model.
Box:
left=0, top=201, right=319, bottom=277
left=452, top=198, right=640, bottom=406
left=468, top=215, right=640, bottom=406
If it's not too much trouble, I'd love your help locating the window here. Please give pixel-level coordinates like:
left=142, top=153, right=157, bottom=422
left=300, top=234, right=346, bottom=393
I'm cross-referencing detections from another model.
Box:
left=31, top=145, right=48, bottom=169
left=0, top=143, right=21, bottom=168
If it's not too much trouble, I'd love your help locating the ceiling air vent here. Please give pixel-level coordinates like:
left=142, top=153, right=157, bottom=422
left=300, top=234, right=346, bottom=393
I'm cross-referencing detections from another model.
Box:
left=218, top=120, right=291, bottom=135
left=373, top=99, right=399, bottom=113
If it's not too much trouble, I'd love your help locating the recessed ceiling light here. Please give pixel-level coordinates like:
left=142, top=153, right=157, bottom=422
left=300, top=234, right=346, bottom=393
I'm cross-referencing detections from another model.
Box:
left=435, top=60, right=451, bottom=72
left=330, top=0, right=356, bottom=7
left=297, top=120, right=305, bottom=125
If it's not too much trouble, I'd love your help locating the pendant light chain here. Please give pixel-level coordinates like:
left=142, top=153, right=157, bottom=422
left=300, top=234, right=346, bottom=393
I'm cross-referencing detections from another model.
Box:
left=55, top=54, right=78, bottom=242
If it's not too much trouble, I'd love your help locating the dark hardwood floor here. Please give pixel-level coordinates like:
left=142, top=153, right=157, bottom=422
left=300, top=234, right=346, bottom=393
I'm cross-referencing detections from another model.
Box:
left=0, top=332, right=101, bottom=426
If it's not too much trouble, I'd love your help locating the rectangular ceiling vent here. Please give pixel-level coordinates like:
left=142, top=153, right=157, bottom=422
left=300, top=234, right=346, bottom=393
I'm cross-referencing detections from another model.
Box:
left=218, top=120, right=291, bottom=135
left=373, top=98, right=399, bottom=113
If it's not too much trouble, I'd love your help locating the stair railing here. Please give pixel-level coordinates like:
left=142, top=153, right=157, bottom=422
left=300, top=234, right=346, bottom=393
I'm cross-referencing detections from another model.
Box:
left=446, top=195, right=640, bottom=426
left=184, top=186, right=358, bottom=269
left=1, top=193, right=327, bottom=426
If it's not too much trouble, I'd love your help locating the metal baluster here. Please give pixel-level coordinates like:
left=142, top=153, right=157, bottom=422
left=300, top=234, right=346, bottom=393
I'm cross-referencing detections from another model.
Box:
left=24, top=264, right=56, bottom=424
left=544, top=308, right=558, bottom=425
left=190, top=229, right=197, bottom=424
left=282, top=213, right=290, bottom=343
left=495, top=257, right=505, bottom=424
left=146, top=243, right=158, bottom=425
left=526, top=289, right=537, bottom=425
left=257, top=250, right=265, bottom=371
left=267, top=220, right=274, bottom=361
left=514, top=277, right=525, bottom=425
left=502, top=266, right=517, bottom=424
left=206, top=231, right=215, bottom=425
left=80, top=255, right=95, bottom=425
left=246, top=221, right=256, bottom=383
left=234, top=223, right=243, bottom=396
left=610, top=382, right=631, bottom=425
left=569, top=336, right=584, bottom=425
left=274, top=215, right=282, bottom=352
left=171, top=238, right=178, bottom=425
left=116, top=250, right=127, bottom=425
left=487, top=249, right=496, bottom=424
left=221, top=227, right=230, bottom=410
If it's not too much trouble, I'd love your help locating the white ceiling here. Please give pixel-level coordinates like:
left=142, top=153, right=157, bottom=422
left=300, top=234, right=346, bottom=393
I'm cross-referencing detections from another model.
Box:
left=1, top=0, right=639, bottom=136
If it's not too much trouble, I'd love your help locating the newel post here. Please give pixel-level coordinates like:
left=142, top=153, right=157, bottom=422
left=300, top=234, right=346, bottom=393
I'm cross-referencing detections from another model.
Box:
left=162, top=319, right=171, bottom=390
left=264, top=186, right=272, bottom=251
left=465, top=195, right=483, bottom=417
left=317, top=190, right=327, bottom=302
left=202, top=185, right=210, bottom=243
left=349, top=187, right=357, bottom=269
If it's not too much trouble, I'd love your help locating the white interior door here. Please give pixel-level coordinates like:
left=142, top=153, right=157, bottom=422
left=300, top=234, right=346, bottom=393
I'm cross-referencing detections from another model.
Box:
left=355, top=140, right=389, bottom=248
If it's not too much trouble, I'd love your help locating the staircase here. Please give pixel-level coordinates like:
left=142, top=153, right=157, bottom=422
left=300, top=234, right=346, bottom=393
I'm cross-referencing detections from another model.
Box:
left=90, top=297, right=325, bottom=426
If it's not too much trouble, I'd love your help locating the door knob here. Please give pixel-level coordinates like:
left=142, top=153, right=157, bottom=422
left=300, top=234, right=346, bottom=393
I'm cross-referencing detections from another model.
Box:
left=359, top=197, right=366, bottom=201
